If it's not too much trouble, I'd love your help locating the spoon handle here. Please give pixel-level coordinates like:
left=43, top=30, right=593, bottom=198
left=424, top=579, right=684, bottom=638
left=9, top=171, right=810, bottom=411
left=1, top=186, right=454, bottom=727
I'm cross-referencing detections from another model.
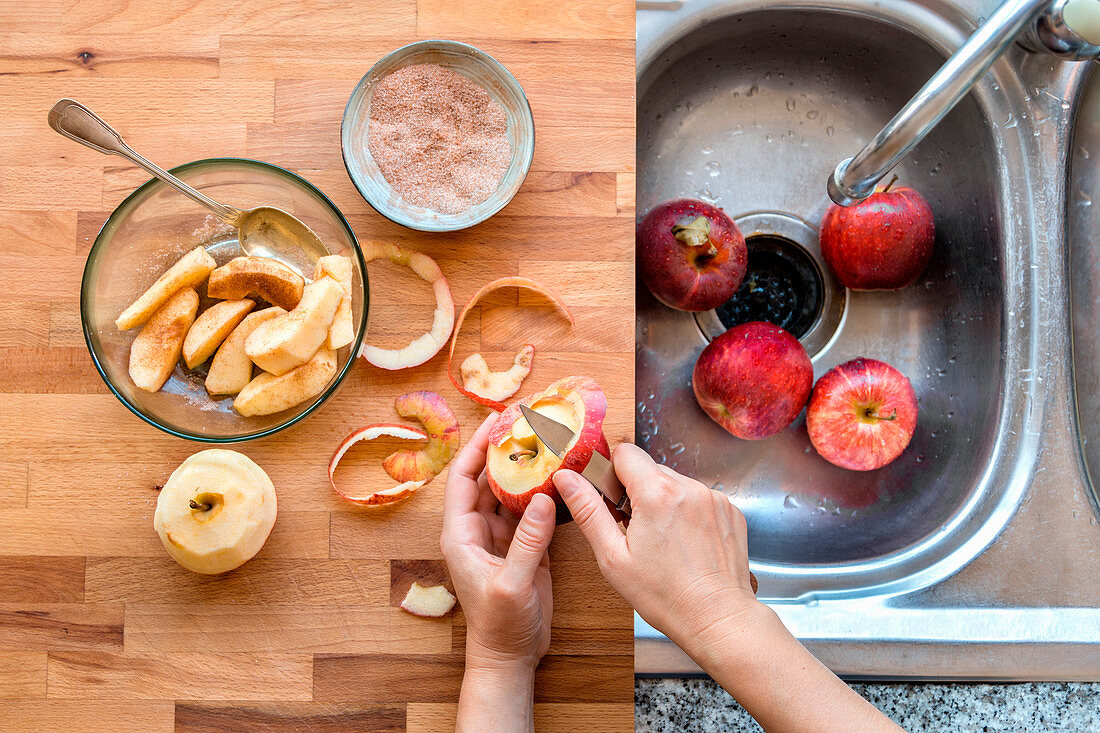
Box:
left=48, top=99, right=240, bottom=224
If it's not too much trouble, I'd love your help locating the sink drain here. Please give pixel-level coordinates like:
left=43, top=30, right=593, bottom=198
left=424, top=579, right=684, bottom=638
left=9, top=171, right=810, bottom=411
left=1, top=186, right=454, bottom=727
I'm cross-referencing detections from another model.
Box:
left=694, top=212, right=846, bottom=359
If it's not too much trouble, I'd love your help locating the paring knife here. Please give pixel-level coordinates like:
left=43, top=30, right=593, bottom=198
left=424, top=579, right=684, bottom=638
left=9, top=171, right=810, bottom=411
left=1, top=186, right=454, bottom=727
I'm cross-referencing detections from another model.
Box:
left=518, top=404, right=632, bottom=518
left=517, top=404, right=759, bottom=594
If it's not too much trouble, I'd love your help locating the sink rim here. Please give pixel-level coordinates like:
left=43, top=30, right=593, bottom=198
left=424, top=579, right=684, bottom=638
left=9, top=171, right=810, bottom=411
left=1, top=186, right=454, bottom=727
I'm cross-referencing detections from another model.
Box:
left=635, top=0, right=1060, bottom=601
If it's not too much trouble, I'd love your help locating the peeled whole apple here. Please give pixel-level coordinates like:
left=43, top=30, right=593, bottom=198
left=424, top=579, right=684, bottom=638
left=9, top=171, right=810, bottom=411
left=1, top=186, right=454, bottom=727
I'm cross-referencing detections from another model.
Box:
left=820, top=183, right=935, bottom=290
left=637, top=199, right=747, bottom=311
left=153, top=449, right=277, bottom=574
left=486, top=376, right=609, bottom=524
left=807, top=357, right=918, bottom=471
left=692, top=321, right=813, bottom=440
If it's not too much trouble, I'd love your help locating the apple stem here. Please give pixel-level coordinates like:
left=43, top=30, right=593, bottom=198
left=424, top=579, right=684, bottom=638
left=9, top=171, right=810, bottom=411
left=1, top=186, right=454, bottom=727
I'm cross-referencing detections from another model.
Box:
left=189, top=499, right=212, bottom=512
left=865, top=408, right=898, bottom=422
left=672, top=216, right=718, bottom=255
left=881, top=174, right=899, bottom=194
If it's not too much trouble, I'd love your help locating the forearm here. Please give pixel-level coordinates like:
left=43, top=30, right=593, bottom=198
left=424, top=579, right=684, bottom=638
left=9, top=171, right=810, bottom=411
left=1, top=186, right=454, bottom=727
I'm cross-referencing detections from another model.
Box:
left=456, top=658, right=536, bottom=733
left=683, top=604, right=902, bottom=733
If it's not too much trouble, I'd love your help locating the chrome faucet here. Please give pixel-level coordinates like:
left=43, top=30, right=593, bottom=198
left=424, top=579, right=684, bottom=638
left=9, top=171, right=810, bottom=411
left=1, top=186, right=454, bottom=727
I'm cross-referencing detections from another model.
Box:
left=827, top=0, right=1100, bottom=206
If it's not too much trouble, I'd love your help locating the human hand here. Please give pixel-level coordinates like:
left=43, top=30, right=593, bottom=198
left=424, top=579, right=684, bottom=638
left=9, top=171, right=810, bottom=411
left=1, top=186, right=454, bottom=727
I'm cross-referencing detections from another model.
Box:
left=441, top=414, right=557, bottom=672
left=553, top=443, right=761, bottom=656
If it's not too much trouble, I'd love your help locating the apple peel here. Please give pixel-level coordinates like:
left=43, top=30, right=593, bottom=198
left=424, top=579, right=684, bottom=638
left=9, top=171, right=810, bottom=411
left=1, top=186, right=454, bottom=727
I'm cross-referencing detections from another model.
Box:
left=359, top=241, right=454, bottom=370
left=329, top=424, right=429, bottom=505
left=460, top=344, right=535, bottom=406
left=328, top=391, right=460, bottom=506
left=448, top=277, right=575, bottom=411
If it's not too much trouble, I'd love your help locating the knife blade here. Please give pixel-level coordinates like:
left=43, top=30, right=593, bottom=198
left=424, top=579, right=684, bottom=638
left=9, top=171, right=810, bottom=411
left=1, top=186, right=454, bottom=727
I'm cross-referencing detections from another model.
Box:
left=518, top=404, right=632, bottom=517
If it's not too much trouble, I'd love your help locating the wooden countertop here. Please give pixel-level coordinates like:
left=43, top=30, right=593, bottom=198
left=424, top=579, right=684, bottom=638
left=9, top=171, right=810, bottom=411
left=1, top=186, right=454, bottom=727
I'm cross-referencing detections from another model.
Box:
left=0, top=1, right=636, bottom=729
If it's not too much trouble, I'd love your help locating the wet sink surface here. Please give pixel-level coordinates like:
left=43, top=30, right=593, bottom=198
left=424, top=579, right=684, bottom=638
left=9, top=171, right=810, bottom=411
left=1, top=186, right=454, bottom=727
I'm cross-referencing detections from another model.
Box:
left=637, top=3, right=1039, bottom=598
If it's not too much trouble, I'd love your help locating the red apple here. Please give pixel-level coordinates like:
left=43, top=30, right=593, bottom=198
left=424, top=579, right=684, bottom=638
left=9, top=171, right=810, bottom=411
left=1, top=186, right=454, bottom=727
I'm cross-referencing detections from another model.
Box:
left=820, top=183, right=934, bottom=290
left=692, top=322, right=813, bottom=440
left=807, top=357, right=918, bottom=471
left=637, top=199, right=748, bottom=311
left=486, top=376, right=609, bottom=523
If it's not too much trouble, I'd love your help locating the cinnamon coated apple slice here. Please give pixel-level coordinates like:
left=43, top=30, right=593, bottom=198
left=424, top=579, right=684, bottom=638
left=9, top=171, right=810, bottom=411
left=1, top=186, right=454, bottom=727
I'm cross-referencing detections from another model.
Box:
left=207, top=256, right=305, bottom=310
left=128, top=287, right=199, bottom=392
left=116, top=246, right=215, bottom=330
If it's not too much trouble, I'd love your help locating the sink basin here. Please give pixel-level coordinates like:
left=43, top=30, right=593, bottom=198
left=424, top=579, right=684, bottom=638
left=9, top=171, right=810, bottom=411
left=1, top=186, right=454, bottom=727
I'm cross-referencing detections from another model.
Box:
left=637, top=0, right=1100, bottom=679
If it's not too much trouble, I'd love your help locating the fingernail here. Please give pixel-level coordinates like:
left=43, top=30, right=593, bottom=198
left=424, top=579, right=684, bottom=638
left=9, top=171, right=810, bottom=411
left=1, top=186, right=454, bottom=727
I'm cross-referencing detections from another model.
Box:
left=553, top=470, right=579, bottom=494
left=528, top=492, right=554, bottom=521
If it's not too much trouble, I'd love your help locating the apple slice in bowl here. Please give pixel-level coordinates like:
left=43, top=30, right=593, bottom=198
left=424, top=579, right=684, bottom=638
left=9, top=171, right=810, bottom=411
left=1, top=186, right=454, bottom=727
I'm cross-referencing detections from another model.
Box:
left=486, top=376, right=609, bottom=523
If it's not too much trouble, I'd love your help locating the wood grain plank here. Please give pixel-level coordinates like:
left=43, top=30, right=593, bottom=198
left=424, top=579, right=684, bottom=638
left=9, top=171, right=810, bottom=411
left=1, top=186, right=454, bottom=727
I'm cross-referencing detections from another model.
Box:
left=416, top=0, right=633, bottom=39
left=0, top=557, right=84, bottom=603
left=0, top=604, right=122, bottom=651
left=63, top=0, right=416, bottom=35
left=407, top=702, right=634, bottom=732
left=48, top=303, right=84, bottom=347
left=0, top=508, right=328, bottom=558
left=530, top=128, right=635, bottom=171
left=174, top=702, right=405, bottom=733
left=0, top=211, right=78, bottom=255
left=0, top=653, right=46, bottom=699
left=0, top=462, right=28, bottom=507
left=0, top=169, right=104, bottom=211
left=0, top=0, right=61, bottom=32
left=518, top=261, right=635, bottom=308
left=85, top=557, right=387, bottom=605
left=501, top=172, right=618, bottom=218
left=0, top=347, right=106, bottom=393
left=313, top=653, right=464, bottom=703
left=125, top=605, right=450, bottom=654
left=0, top=33, right=219, bottom=78
left=331, top=507, right=446, bottom=560
left=47, top=652, right=313, bottom=700
left=0, top=700, right=174, bottom=732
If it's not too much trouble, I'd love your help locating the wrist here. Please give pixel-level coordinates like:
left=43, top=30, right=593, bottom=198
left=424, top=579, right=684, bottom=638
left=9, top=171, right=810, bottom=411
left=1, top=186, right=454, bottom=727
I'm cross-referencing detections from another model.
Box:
left=465, top=642, right=541, bottom=678
left=678, top=598, right=787, bottom=670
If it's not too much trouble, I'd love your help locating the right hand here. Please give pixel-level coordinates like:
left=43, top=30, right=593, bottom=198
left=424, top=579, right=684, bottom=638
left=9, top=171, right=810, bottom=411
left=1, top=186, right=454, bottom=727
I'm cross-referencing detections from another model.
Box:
left=553, top=443, right=761, bottom=651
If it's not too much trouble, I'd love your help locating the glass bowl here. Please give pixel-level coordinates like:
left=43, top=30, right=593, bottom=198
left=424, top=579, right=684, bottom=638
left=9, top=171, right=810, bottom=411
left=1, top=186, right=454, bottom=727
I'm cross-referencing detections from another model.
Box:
left=81, top=158, right=368, bottom=442
left=341, top=39, right=535, bottom=232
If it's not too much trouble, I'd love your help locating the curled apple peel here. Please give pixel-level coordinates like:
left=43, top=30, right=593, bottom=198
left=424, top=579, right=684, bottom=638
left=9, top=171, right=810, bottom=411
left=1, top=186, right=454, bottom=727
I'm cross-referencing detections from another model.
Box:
left=383, top=391, right=461, bottom=484
left=359, top=241, right=455, bottom=370
left=328, top=391, right=460, bottom=506
left=329, top=424, right=429, bottom=505
left=448, top=277, right=575, bottom=411
left=461, top=344, right=535, bottom=405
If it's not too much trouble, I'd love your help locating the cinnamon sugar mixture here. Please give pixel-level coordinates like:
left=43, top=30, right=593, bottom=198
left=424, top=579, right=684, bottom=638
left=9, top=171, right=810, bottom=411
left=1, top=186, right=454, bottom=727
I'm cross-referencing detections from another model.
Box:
left=368, top=63, right=512, bottom=215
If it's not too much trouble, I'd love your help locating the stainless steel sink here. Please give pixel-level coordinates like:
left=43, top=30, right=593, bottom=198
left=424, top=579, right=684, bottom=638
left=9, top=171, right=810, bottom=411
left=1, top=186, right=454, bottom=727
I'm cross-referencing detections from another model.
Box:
left=636, top=0, right=1100, bottom=679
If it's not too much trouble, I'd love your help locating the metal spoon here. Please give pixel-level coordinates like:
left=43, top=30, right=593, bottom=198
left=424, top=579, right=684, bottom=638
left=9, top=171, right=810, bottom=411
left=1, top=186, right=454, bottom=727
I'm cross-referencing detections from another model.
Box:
left=48, top=98, right=328, bottom=262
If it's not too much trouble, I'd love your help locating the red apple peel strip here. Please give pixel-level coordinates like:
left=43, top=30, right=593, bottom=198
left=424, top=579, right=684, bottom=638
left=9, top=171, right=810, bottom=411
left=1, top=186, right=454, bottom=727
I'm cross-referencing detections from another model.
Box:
left=460, top=343, right=535, bottom=406
left=359, top=241, right=455, bottom=370
left=329, top=424, right=429, bottom=505
left=448, top=277, right=576, bottom=411
left=383, top=391, right=461, bottom=484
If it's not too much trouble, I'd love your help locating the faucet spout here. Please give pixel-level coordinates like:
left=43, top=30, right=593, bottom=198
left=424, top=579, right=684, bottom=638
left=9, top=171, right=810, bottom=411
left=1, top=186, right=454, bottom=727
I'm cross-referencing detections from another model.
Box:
left=827, top=0, right=1050, bottom=206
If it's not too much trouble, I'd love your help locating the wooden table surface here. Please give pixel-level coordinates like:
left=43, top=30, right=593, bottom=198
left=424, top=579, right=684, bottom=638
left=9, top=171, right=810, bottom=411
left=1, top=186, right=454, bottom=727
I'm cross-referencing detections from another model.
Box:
left=0, top=1, right=636, bottom=729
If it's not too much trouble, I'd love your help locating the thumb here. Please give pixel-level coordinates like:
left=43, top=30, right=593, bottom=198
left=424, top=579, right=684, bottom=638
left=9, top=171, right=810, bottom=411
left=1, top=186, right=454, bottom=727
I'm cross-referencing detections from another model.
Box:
left=554, top=469, right=626, bottom=562
left=501, top=492, right=556, bottom=587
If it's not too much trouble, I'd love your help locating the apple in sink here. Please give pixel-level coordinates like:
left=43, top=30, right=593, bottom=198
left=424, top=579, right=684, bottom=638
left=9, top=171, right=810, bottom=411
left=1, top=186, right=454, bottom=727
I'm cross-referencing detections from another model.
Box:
left=486, top=376, right=609, bottom=523
left=637, top=199, right=747, bottom=311
left=820, top=180, right=935, bottom=290
left=807, top=357, right=918, bottom=471
left=692, top=321, right=813, bottom=440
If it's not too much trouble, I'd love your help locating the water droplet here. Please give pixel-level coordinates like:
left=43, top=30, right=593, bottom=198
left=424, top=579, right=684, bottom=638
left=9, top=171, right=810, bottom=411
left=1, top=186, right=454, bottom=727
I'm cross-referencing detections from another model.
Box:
left=826, top=126, right=835, bottom=137
left=669, top=442, right=685, bottom=455
left=747, top=84, right=759, bottom=97
left=705, top=160, right=722, bottom=178
left=783, top=494, right=800, bottom=509
left=807, top=110, right=819, bottom=120
left=701, top=145, right=714, bottom=156
left=785, top=98, right=796, bottom=111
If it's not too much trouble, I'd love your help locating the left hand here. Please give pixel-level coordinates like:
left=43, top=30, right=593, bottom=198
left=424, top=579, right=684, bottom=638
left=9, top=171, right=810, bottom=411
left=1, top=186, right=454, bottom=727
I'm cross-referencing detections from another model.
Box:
left=441, top=414, right=557, bottom=671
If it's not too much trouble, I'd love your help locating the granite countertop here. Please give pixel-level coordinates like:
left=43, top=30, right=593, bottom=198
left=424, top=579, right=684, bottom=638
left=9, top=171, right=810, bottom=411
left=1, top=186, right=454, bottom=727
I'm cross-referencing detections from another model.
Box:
left=636, top=679, right=1100, bottom=731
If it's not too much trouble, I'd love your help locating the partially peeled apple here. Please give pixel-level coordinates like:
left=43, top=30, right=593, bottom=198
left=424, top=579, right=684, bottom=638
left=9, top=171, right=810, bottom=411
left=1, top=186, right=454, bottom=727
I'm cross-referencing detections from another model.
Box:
left=486, top=377, right=609, bottom=523
left=153, top=450, right=277, bottom=574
